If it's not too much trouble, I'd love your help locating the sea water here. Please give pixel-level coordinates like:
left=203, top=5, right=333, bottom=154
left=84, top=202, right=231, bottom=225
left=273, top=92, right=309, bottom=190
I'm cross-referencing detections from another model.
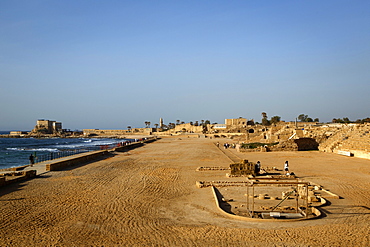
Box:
left=0, top=133, right=131, bottom=169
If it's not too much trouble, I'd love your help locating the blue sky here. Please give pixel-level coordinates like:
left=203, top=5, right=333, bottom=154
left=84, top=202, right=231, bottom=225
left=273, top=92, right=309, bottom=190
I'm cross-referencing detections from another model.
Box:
left=1, top=1, right=369, bottom=130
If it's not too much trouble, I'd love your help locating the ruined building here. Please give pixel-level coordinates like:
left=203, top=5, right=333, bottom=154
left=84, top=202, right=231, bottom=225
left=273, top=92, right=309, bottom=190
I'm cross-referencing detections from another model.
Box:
left=31, top=119, right=63, bottom=134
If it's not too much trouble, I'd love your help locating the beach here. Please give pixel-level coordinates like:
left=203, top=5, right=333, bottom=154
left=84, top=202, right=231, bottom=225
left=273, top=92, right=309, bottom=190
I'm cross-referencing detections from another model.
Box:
left=1, top=136, right=370, bottom=246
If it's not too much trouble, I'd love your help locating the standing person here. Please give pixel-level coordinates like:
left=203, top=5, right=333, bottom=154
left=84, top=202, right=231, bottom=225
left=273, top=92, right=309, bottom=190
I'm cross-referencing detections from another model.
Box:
left=284, top=161, right=289, bottom=175
left=255, top=161, right=261, bottom=175
left=29, top=154, right=35, bottom=167
left=256, top=161, right=261, bottom=174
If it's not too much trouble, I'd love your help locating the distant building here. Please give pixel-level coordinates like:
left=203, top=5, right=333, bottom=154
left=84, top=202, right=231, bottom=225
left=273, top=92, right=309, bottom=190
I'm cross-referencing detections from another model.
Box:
left=9, top=131, right=28, bottom=136
left=32, top=119, right=63, bottom=134
left=214, top=124, right=227, bottom=129
left=225, top=117, right=247, bottom=127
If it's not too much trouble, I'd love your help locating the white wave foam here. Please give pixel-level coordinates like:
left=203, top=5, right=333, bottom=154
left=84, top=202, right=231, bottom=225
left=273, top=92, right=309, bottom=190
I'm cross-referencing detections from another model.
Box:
left=6, top=147, right=59, bottom=152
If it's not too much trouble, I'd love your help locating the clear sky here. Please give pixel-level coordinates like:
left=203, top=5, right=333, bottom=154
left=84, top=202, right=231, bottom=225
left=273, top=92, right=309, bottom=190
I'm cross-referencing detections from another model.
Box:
left=1, top=0, right=370, bottom=130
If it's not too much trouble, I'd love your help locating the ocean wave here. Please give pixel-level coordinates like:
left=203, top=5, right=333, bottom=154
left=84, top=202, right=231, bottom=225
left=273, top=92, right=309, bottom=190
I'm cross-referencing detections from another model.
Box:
left=56, top=144, right=85, bottom=148
left=6, top=147, right=59, bottom=152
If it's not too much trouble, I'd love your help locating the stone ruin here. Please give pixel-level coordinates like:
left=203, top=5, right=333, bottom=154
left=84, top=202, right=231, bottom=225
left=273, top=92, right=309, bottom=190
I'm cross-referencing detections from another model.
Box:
left=229, top=160, right=257, bottom=177
left=267, top=138, right=319, bottom=151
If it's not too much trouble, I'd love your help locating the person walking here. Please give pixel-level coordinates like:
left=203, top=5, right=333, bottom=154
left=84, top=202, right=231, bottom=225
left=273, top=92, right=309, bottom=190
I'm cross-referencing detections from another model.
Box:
left=29, top=154, right=35, bottom=167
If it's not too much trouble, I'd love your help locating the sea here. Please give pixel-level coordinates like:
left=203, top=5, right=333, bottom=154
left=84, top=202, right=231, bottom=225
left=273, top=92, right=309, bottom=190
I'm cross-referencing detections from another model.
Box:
left=0, top=131, right=132, bottom=169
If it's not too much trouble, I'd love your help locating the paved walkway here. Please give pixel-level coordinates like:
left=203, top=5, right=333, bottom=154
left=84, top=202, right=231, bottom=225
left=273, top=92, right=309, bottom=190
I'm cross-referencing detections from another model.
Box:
left=1, top=151, right=99, bottom=176
left=23, top=162, right=48, bottom=175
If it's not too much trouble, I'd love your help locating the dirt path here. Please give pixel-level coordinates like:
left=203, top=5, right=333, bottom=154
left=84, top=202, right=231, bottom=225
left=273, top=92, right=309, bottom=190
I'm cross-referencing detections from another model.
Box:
left=1, top=137, right=370, bottom=246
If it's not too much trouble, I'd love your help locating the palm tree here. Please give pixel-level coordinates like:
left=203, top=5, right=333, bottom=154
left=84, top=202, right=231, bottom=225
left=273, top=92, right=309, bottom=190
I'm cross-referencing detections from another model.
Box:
left=154, top=123, right=159, bottom=129
left=127, top=126, right=131, bottom=132
left=176, top=120, right=180, bottom=125
left=261, top=112, right=270, bottom=126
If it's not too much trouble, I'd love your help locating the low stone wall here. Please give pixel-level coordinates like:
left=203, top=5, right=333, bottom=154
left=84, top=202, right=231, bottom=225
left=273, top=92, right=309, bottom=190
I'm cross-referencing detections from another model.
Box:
left=0, top=170, right=37, bottom=187
left=352, top=150, right=370, bottom=159
left=46, top=150, right=110, bottom=171
left=114, top=142, right=143, bottom=152
left=337, top=149, right=370, bottom=159
left=211, top=186, right=320, bottom=221
left=239, top=138, right=319, bottom=152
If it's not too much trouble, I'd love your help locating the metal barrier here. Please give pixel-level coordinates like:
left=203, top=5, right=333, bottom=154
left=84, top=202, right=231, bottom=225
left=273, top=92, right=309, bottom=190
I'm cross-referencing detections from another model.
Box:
left=30, top=137, right=156, bottom=165
left=32, top=140, right=134, bottom=164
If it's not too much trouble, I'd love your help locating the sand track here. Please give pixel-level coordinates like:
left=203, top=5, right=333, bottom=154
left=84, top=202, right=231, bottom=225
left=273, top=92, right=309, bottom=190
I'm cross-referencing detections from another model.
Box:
left=1, top=137, right=370, bottom=246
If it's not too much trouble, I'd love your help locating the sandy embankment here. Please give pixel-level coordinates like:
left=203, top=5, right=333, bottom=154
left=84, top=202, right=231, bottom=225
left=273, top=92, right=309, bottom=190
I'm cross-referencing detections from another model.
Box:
left=0, top=137, right=370, bottom=246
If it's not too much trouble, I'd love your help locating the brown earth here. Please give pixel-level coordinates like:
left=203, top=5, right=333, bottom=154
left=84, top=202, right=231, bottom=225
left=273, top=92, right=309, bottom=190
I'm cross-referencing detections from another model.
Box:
left=0, top=137, right=370, bottom=246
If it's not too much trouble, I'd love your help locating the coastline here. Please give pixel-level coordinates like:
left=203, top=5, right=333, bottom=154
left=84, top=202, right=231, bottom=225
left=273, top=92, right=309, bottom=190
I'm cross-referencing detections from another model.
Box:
left=1, top=136, right=370, bottom=246
left=0, top=135, right=155, bottom=170
left=0, top=137, right=158, bottom=187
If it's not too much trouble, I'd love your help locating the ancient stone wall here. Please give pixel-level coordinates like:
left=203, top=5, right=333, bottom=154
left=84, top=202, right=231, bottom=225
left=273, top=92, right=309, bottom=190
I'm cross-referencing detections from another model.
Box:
left=318, top=124, right=370, bottom=159
left=83, top=128, right=153, bottom=136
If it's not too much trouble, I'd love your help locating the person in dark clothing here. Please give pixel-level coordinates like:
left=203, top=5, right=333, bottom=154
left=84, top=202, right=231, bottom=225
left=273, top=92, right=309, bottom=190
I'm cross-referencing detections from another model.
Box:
left=256, top=161, right=261, bottom=174
left=29, top=154, right=35, bottom=166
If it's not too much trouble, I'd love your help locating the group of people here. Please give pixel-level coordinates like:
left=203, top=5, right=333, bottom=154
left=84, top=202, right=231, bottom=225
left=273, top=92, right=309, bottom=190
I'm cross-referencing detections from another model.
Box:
left=215, top=142, right=236, bottom=149
left=253, top=160, right=291, bottom=176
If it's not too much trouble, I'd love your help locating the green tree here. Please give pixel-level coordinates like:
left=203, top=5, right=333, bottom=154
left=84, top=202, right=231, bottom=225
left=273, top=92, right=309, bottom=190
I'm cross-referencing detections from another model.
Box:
left=261, top=112, right=270, bottom=126
left=270, top=116, right=281, bottom=124
left=262, top=118, right=270, bottom=126
left=298, top=114, right=308, bottom=122
left=343, top=117, right=351, bottom=123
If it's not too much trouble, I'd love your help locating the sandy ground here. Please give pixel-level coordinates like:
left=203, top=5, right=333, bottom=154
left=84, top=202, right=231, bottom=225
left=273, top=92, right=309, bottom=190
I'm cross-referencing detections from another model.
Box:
left=1, top=137, right=370, bottom=246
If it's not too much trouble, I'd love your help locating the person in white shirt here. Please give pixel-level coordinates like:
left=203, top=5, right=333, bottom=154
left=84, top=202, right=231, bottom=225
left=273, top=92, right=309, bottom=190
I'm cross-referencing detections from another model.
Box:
left=284, top=161, right=289, bottom=175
